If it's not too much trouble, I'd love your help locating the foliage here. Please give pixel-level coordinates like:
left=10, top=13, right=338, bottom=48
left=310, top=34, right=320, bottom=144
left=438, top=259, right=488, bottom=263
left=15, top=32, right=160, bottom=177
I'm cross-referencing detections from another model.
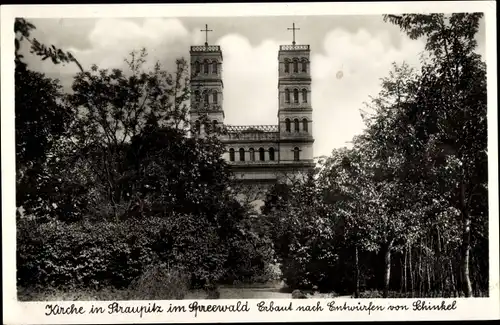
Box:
left=221, top=210, right=276, bottom=284
left=18, top=213, right=226, bottom=289
left=262, top=13, right=488, bottom=298
left=124, top=123, right=230, bottom=220
left=55, top=49, right=191, bottom=221
left=17, top=218, right=153, bottom=289
left=129, top=264, right=191, bottom=300
left=263, top=177, right=342, bottom=291
left=16, top=14, right=487, bottom=298
left=16, top=19, right=268, bottom=289
left=14, top=18, right=81, bottom=219
left=383, top=12, right=488, bottom=297
left=15, top=18, right=84, bottom=72
left=15, top=68, right=75, bottom=218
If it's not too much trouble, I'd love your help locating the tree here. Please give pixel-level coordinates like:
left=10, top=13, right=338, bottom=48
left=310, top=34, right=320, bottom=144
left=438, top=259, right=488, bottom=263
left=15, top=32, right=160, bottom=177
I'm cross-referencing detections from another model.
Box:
left=384, top=13, right=487, bottom=297
left=15, top=18, right=82, bottom=218
left=263, top=175, right=341, bottom=291
left=317, top=147, right=378, bottom=297
left=15, top=18, right=83, bottom=73
left=66, top=48, right=191, bottom=220
left=15, top=19, right=271, bottom=293
left=124, top=120, right=230, bottom=219
left=347, top=62, right=430, bottom=297
left=262, top=13, right=487, bottom=298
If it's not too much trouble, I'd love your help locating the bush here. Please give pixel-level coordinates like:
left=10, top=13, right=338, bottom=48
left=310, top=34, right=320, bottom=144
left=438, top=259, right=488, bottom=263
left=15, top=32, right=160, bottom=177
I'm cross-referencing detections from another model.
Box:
left=220, top=214, right=275, bottom=284
left=129, top=264, right=190, bottom=300
left=268, top=207, right=340, bottom=291
left=262, top=180, right=348, bottom=292
left=359, top=290, right=384, bottom=298
left=17, top=214, right=228, bottom=290
left=17, top=218, right=159, bottom=289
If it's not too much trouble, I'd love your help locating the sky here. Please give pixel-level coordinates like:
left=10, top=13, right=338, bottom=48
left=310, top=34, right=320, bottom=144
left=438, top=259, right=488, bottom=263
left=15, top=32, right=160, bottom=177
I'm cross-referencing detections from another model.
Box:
left=22, top=15, right=486, bottom=159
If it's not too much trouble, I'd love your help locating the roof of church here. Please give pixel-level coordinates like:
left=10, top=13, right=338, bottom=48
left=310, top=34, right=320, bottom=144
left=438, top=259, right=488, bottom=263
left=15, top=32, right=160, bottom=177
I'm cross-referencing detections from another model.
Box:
left=226, top=125, right=279, bottom=133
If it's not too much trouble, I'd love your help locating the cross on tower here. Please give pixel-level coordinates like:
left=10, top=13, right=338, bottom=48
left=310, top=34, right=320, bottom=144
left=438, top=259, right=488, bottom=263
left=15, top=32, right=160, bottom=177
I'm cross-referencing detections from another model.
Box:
left=201, top=24, right=213, bottom=47
left=287, top=22, right=300, bottom=45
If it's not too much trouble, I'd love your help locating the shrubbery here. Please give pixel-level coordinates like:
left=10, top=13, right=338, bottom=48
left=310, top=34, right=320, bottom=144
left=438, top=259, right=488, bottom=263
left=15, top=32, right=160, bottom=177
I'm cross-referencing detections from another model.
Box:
left=17, top=207, right=273, bottom=293
left=263, top=179, right=345, bottom=292
left=18, top=218, right=160, bottom=289
left=129, top=264, right=190, bottom=300
left=221, top=213, right=275, bottom=284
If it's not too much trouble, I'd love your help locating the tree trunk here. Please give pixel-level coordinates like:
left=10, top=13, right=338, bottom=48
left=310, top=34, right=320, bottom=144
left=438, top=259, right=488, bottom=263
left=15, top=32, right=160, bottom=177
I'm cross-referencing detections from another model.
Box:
left=102, top=148, right=118, bottom=221
left=383, top=240, right=394, bottom=298
left=462, top=215, right=473, bottom=297
left=426, top=257, right=431, bottom=295
left=409, top=244, right=414, bottom=295
left=449, top=260, right=456, bottom=297
left=460, top=181, right=473, bottom=297
left=403, top=246, right=407, bottom=293
left=436, top=227, right=443, bottom=293
left=354, top=245, right=360, bottom=298
left=400, top=251, right=405, bottom=293
left=418, top=241, right=423, bottom=296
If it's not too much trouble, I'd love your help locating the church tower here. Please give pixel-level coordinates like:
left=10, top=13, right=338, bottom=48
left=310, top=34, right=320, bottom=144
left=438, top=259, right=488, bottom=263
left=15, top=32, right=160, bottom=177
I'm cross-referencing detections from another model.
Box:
left=189, top=24, right=224, bottom=137
left=186, top=23, right=315, bottom=200
left=277, top=23, right=314, bottom=165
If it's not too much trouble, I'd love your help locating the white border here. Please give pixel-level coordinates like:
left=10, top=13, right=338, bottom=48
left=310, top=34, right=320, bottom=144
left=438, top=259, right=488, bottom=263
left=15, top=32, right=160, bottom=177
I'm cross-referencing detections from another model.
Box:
left=1, top=2, right=498, bottom=324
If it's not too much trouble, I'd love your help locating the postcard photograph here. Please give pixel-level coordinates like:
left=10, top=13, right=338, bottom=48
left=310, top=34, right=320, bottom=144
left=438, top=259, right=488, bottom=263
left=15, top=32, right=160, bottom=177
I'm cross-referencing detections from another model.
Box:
left=1, top=1, right=498, bottom=324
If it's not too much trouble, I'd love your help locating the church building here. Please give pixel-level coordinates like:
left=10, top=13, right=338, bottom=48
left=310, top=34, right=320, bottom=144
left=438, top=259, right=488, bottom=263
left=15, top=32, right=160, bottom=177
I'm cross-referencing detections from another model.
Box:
left=189, top=24, right=315, bottom=197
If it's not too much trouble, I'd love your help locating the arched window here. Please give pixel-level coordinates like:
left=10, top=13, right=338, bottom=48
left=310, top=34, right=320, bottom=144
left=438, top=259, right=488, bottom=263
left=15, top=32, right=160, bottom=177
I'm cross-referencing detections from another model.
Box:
left=285, top=118, right=291, bottom=132
left=259, top=148, right=265, bottom=161
left=285, top=89, right=290, bottom=103
left=301, top=60, right=307, bottom=72
left=195, top=120, right=201, bottom=134
left=293, top=89, right=299, bottom=103
left=204, top=60, right=209, bottom=74
left=194, top=90, right=201, bottom=102
left=284, top=59, right=290, bottom=73
left=212, top=120, right=218, bottom=131
left=302, top=118, right=308, bottom=132
left=212, top=90, right=218, bottom=104
left=239, top=148, right=245, bottom=161
left=229, top=148, right=235, bottom=162
left=293, top=147, right=300, bottom=161
left=302, top=88, right=307, bottom=103
left=204, top=92, right=210, bottom=104
left=294, top=118, right=300, bottom=132
left=204, top=122, right=210, bottom=134
left=194, top=61, right=200, bottom=73
left=249, top=148, right=255, bottom=161
left=293, top=59, right=298, bottom=73
left=212, top=61, right=218, bottom=74
left=269, top=147, right=275, bottom=161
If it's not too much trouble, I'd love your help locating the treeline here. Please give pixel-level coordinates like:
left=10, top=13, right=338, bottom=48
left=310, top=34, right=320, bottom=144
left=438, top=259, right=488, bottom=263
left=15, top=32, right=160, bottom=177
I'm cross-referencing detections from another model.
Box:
left=261, top=13, right=488, bottom=298
left=15, top=19, right=273, bottom=298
